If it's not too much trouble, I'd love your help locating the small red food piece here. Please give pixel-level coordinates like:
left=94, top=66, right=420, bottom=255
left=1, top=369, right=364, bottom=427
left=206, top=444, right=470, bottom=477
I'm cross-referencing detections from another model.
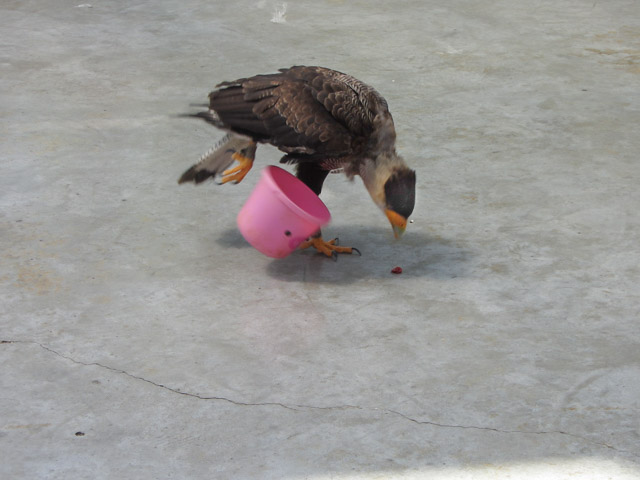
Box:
left=391, top=266, right=403, bottom=274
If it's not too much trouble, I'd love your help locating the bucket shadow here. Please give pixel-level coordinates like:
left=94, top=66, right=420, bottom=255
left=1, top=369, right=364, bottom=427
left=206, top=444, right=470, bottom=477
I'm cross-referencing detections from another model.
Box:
left=215, top=227, right=254, bottom=250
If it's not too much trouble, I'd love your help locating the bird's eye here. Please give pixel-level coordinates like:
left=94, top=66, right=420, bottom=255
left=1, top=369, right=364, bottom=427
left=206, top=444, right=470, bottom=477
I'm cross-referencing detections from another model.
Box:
left=284, top=230, right=292, bottom=236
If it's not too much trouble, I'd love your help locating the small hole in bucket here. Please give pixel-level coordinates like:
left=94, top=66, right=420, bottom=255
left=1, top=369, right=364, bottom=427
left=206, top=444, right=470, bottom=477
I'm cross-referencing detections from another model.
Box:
left=284, top=230, right=292, bottom=236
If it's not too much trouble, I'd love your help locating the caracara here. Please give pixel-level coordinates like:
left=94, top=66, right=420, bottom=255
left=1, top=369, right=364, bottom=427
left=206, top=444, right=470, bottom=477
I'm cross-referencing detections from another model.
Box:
left=179, top=66, right=416, bottom=258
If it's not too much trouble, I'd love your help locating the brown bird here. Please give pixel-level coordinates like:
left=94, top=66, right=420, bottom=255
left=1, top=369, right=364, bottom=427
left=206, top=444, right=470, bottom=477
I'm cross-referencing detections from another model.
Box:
left=178, top=66, right=416, bottom=258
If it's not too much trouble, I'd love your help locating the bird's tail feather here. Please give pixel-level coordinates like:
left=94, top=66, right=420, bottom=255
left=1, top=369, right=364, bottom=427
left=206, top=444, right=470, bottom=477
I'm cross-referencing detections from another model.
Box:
left=178, top=133, right=255, bottom=185
left=178, top=110, right=225, bottom=129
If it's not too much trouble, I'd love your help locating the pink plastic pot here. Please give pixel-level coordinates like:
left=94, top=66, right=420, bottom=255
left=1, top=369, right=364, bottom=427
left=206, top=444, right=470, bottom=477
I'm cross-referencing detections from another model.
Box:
left=237, top=166, right=331, bottom=258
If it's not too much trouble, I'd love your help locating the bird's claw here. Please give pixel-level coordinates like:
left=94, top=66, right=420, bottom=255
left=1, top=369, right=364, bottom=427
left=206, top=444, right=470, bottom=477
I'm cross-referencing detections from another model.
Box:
left=219, top=152, right=254, bottom=184
left=299, top=236, right=361, bottom=259
left=333, top=237, right=361, bottom=256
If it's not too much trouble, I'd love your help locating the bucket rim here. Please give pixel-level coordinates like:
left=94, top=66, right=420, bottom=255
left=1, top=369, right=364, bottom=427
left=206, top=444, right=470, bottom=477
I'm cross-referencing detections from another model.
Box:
left=262, top=166, right=331, bottom=225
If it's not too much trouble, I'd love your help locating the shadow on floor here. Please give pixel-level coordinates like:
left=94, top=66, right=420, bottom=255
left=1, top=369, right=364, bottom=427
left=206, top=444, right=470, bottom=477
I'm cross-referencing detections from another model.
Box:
left=215, top=225, right=473, bottom=284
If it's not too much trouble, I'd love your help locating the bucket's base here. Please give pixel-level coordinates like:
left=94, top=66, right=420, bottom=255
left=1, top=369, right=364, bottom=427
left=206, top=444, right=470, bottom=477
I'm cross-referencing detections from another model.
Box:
left=237, top=208, right=310, bottom=258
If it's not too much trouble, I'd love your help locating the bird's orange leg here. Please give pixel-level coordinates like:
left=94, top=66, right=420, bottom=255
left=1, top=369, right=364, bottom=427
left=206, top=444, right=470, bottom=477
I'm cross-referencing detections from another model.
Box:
left=220, top=145, right=256, bottom=184
left=299, top=235, right=361, bottom=259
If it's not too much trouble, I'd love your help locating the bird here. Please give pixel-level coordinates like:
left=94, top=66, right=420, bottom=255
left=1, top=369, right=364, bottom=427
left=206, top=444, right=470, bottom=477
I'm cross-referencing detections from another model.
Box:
left=178, top=65, right=416, bottom=258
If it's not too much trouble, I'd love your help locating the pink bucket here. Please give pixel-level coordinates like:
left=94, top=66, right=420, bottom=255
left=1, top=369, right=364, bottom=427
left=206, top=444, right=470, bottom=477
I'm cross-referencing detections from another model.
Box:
left=237, top=166, right=331, bottom=258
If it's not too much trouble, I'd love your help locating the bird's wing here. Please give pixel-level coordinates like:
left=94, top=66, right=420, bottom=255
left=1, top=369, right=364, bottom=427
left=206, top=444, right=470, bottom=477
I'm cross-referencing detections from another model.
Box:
left=209, top=66, right=392, bottom=159
left=300, top=66, right=398, bottom=156
left=288, top=66, right=385, bottom=137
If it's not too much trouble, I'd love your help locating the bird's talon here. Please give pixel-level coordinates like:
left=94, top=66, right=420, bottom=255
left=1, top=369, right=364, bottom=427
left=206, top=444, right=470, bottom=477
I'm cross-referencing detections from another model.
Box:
left=220, top=152, right=254, bottom=184
left=299, top=236, right=359, bottom=258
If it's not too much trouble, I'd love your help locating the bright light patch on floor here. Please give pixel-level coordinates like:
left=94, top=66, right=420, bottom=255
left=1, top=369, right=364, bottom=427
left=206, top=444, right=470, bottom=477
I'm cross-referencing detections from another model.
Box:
left=301, top=458, right=640, bottom=480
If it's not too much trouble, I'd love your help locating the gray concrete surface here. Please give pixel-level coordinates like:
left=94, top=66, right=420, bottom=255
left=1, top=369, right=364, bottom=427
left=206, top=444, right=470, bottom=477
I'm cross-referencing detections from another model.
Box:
left=2, top=0, right=640, bottom=478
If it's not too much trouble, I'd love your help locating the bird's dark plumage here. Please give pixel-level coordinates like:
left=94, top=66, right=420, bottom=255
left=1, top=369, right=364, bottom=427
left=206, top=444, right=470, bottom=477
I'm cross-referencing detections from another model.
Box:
left=179, top=66, right=416, bottom=253
left=384, top=169, right=417, bottom=220
left=204, top=66, right=396, bottom=174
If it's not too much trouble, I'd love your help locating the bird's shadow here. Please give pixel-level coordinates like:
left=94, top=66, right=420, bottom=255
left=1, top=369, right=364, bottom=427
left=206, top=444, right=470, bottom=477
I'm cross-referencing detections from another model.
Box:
left=215, top=225, right=473, bottom=285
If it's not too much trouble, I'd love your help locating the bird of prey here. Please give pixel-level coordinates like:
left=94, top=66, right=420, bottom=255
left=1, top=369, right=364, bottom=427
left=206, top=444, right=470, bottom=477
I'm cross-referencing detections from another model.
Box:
left=178, top=65, right=416, bottom=258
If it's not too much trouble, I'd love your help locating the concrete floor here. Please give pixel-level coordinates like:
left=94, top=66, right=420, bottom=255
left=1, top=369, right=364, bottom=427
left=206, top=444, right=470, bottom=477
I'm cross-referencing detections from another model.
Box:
left=1, top=0, right=639, bottom=478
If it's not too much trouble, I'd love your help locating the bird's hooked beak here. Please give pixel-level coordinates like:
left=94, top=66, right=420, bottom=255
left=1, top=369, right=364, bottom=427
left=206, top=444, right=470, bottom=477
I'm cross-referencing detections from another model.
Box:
left=385, top=209, right=407, bottom=238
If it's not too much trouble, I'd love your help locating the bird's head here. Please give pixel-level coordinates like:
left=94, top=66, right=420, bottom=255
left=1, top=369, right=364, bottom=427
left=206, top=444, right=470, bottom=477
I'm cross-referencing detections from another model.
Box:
left=360, top=153, right=416, bottom=238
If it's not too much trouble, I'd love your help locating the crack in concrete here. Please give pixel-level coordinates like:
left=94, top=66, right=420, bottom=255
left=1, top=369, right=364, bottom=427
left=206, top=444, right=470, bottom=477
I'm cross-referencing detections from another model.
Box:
left=3, top=339, right=638, bottom=459
left=383, top=409, right=635, bottom=457
left=30, top=340, right=303, bottom=412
